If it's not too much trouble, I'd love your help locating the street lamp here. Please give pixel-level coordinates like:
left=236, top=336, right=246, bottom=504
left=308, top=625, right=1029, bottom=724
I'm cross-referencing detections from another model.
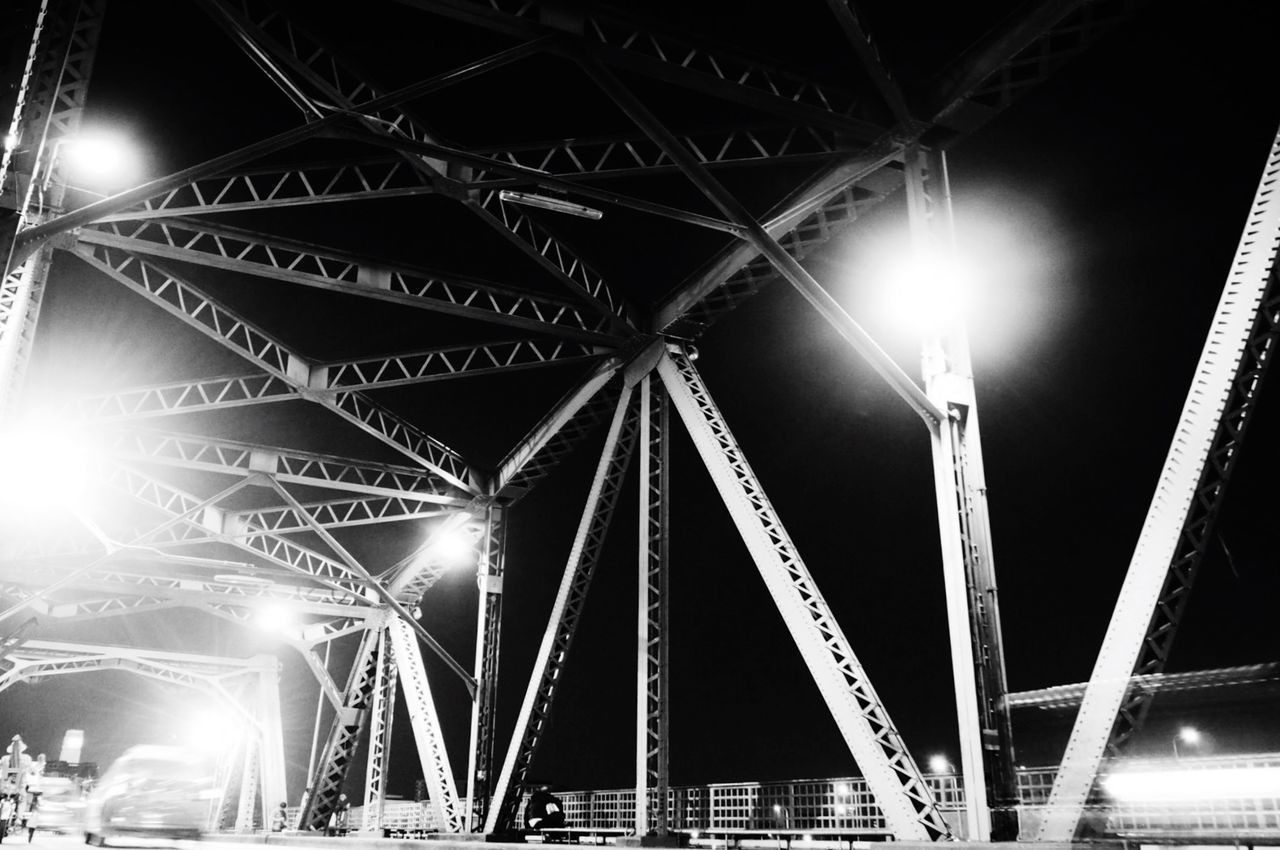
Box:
left=928, top=754, right=952, bottom=775
left=1173, top=726, right=1201, bottom=759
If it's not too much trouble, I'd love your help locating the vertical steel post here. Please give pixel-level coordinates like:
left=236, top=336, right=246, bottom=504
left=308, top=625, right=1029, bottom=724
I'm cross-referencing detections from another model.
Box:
left=903, top=147, right=1016, bottom=840
left=257, top=656, right=288, bottom=822
left=0, top=0, right=106, bottom=417
left=235, top=727, right=260, bottom=832
left=466, top=505, right=506, bottom=830
left=636, top=374, right=670, bottom=836
left=361, top=626, right=397, bottom=833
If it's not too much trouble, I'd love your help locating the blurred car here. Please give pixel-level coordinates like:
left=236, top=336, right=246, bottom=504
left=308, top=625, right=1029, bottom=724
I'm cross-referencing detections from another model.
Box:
left=83, top=745, right=213, bottom=846
left=33, top=775, right=85, bottom=834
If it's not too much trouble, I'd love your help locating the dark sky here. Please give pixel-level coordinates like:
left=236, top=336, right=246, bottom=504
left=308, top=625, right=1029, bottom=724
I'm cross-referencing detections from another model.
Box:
left=3, top=0, right=1280, bottom=807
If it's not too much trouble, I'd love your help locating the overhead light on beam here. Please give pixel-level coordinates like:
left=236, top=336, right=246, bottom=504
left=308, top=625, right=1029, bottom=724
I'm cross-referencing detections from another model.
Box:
left=499, top=190, right=603, bottom=220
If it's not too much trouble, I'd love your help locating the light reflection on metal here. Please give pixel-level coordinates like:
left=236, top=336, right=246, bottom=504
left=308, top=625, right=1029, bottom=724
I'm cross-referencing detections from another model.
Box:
left=498, top=190, right=603, bottom=220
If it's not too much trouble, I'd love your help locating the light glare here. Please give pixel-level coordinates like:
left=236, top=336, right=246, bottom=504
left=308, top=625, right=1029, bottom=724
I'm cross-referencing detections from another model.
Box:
left=56, top=130, right=141, bottom=190
left=1103, top=767, right=1280, bottom=802
left=927, top=754, right=950, bottom=774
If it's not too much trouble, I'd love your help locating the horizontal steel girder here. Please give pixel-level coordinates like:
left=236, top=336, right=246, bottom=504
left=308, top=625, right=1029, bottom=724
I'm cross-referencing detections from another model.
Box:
left=76, top=219, right=620, bottom=344
left=105, top=427, right=469, bottom=505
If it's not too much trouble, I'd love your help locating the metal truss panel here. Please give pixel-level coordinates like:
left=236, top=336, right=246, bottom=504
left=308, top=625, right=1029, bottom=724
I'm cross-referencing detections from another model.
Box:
left=231, top=495, right=451, bottom=534
left=106, top=427, right=466, bottom=505
left=68, top=374, right=297, bottom=421
left=656, top=348, right=949, bottom=841
left=387, top=617, right=465, bottom=833
left=101, top=461, right=369, bottom=599
left=73, top=238, right=479, bottom=490
left=466, top=506, right=506, bottom=829
left=635, top=376, right=669, bottom=836
left=362, top=627, right=397, bottom=832
left=397, top=0, right=882, bottom=138
left=1036, top=125, right=1280, bottom=843
left=486, top=386, right=640, bottom=833
left=100, top=157, right=438, bottom=220
left=235, top=728, right=260, bottom=832
left=302, top=625, right=381, bottom=831
left=202, top=0, right=637, bottom=334
left=77, top=219, right=618, bottom=344
left=317, top=338, right=602, bottom=392
left=654, top=151, right=903, bottom=337
left=928, top=0, right=1146, bottom=138
left=496, top=359, right=623, bottom=500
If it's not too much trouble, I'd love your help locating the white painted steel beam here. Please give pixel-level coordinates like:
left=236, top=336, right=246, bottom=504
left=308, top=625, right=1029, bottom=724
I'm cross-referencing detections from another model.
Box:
left=388, top=617, right=465, bottom=832
left=258, top=659, right=288, bottom=822
left=656, top=347, right=949, bottom=841
left=1035, top=123, right=1280, bottom=843
left=486, top=386, right=639, bottom=833
left=362, top=627, right=397, bottom=833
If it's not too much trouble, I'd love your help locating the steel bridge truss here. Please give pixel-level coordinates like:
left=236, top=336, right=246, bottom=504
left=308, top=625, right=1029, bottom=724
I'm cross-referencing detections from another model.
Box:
left=0, top=639, right=286, bottom=831
left=0, top=0, right=1172, bottom=844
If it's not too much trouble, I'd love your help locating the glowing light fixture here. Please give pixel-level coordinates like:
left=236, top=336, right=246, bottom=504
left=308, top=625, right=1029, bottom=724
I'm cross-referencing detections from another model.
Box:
left=48, top=129, right=142, bottom=191
left=255, top=602, right=297, bottom=637
left=498, top=190, right=603, bottom=220
left=877, top=249, right=973, bottom=337
left=0, top=423, right=94, bottom=517
left=927, top=754, right=951, bottom=774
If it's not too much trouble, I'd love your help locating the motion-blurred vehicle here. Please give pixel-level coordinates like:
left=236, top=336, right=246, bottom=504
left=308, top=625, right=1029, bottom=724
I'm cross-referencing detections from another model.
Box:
left=34, top=776, right=85, bottom=834
left=83, top=745, right=213, bottom=846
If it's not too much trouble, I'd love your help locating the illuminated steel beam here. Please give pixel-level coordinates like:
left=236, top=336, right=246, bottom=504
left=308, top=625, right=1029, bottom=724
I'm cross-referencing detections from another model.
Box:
left=474, top=124, right=851, bottom=180
left=361, top=626, right=397, bottom=833
left=106, top=428, right=466, bottom=506
left=0, top=0, right=106, bottom=412
left=231, top=495, right=453, bottom=535
left=302, top=624, right=381, bottom=831
left=1006, top=664, right=1280, bottom=712
left=317, top=339, right=601, bottom=392
left=466, top=506, right=505, bottom=830
left=97, top=157, right=438, bottom=220
left=657, top=347, right=949, bottom=841
left=267, top=478, right=476, bottom=692
left=385, top=512, right=481, bottom=604
left=388, top=618, right=465, bottom=832
left=635, top=375, right=669, bottom=837
left=102, top=461, right=369, bottom=599
left=98, top=124, right=849, bottom=221
left=927, top=0, right=1146, bottom=139
left=78, top=234, right=486, bottom=490
left=487, top=386, right=639, bottom=833
left=200, top=0, right=638, bottom=333
left=823, top=0, right=912, bottom=126
left=588, top=64, right=942, bottom=425
left=76, top=218, right=619, bottom=344
left=69, top=373, right=297, bottom=421
left=654, top=150, right=904, bottom=336
left=495, top=357, right=622, bottom=500
left=394, top=0, right=884, bottom=139
left=654, top=1, right=1139, bottom=339
left=1037, top=123, right=1280, bottom=843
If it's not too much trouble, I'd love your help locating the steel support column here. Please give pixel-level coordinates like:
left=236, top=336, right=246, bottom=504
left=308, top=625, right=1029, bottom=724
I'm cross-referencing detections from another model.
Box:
left=387, top=616, right=465, bottom=833
left=656, top=346, right=949, bottom=841
left=635, top=374, right=669, bottom=837
left=301, top=624, right=381, bottom=831
left=257, top=656, right=288, bottom=820
left=361, top=626, right=397, bottom=833
left=0, top=0, right=106, bottom=415
left=235, top=726, right=260, bottom=832
left=904, top=147, right=1015, bottom=840
left=485, top=386, right=640, bottom=834
left=466, top=505, right=506, bottom=830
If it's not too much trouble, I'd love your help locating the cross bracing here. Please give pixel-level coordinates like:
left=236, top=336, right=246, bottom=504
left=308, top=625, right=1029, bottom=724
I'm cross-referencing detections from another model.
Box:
left=6, top=0, right=1260, bottom=844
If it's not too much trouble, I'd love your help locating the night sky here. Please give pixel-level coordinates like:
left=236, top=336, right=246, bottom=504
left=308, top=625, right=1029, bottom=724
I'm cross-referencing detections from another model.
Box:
left=3, top=0, right=1280, bottom=807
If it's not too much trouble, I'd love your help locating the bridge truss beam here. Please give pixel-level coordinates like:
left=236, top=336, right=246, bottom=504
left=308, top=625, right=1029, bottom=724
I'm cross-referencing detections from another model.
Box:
left=1036, top=120, right=1280, bottom=843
